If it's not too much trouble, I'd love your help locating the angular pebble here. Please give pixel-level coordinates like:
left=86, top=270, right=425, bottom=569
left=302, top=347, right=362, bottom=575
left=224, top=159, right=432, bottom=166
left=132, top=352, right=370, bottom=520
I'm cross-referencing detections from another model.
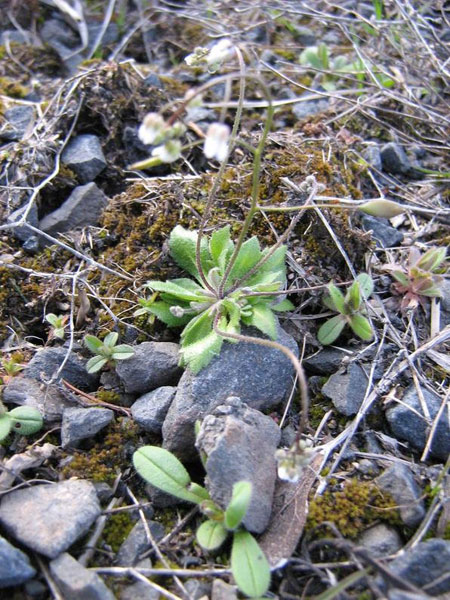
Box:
left=39, top=183, right=108, bottom=236
left=62, top=134, right=107, bottom=183
left=0, top=106, right=35, bottom=141
left=3, top=377, right=71, bottom=423
left=357, top=524, right=402, bottom=558
left=163, top=326, right=297, bottom=458
left=303, top=347, right=347, bottom=375
left=116, top=520, right=165, bottom=566
left=321, top=363, right=369, bottom=416
left=50, top=553, right=115, bottom=600
left=380, top=143, right=412, bottom=175
left=196, top=397, right=281, bottom=533
left=361, top=214, right=404, bottom=248
left=0, top=535, right=36, bottom=589
left=0, top=480, right=101, bottom=558
left=131, top=387, right=176, bottom=434
left=376, top=463, right=425, bottom=528
left=386, top=385, right=450, bottom=460
left=116, top=342, right=182, bottom=395
left=61, top=407, right=114, bottom=448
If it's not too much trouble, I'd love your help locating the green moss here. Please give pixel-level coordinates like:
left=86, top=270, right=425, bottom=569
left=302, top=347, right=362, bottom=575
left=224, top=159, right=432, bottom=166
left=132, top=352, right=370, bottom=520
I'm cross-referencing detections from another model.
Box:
left=306, top=479, right=400, bottom=538
left=102, top=510, right=134, bottom=553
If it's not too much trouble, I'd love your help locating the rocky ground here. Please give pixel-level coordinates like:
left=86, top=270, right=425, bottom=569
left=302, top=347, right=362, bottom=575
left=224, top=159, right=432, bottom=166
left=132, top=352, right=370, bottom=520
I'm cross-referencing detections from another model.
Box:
left=0, top=1, right=449, bottom=599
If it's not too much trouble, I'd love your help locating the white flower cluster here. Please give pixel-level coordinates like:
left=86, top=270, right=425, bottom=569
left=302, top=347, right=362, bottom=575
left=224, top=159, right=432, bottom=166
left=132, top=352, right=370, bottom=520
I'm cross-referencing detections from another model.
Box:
left=185, top=39, right=235, bottom=73
left=138, top=113, right=186, bottom=163
left=275, top=439, right=316, bottom=484
left=203, top=123, right=230, bottom=162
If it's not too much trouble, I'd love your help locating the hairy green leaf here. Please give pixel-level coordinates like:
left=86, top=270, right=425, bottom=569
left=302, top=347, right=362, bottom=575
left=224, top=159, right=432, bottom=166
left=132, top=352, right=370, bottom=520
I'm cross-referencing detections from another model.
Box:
left=196, top=520, right=228, bottom=551
left=181, top=329, right=223, bottom=374
left=227, top=237, right=262, bottom=286
left=272, top=298, right=295, bottom=312
left=356, top=274, right=374, bottom=299
left=180, top=310, right=215, bottom=347
left=8, top=406, right=43, bottom=436
left=326, top=283, right=345, bottom=314
left=247, top=304, right=278, bottom=340
left=231, top=531, right=271, bottom=598
left=346, top=281, right=361, bottom=311
left=133, top=446, right=204, bottom=503
left=224, top=481, right=252, bottom=531
left=146, top=279, right=208, bottom=303
left=103, top=332, right=119, bottom=348
left=0, top=414, right=12, bottom=441
left=318, top=315, right=346, bottom=345
left=210, top=225, right=234, bottom=272
left=84, top=334, right=103, bottom=353
left=45, top=313, right=60, bottom=327
left=144, top=301, right=192, bottom=327
left=86, top=355, right=108, bottom=373
left=111, top=345, right=135, bottom=360
left=169, top=226, right=212, bottom=282
left=349, top=314, right=373, bottom=341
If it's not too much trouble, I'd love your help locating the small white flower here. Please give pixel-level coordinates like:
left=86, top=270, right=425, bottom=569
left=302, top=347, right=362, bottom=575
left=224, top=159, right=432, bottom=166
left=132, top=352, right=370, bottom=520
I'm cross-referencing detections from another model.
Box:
left=206, top=39, right=235, bottom=72
left=185, top=46, right=209, bottom=67
left=203, top=123, right=230, bottom=162
left=152, top=139, right=182, bottom=164
left=275, top=440, right=316, bottom=484
left=169, top=305, right=185, bottom=318
left=138, top=113, right=166, bottom=145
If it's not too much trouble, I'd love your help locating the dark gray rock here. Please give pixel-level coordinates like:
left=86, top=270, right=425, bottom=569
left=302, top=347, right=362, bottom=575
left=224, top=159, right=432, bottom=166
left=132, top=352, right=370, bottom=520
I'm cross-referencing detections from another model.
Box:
left=186, top=106, right=216, bottom=124
left=50, top=553, right=115, bottom=600
left=196, top=397, right=281, bottom=534
left=292, top=97, right=329, bottom=120
left=0, top=105, right=35, bottom=141
left=212, top=579, right=238, bottom=600
left=357, top=524, right=402, bottom=558
left=119, top=559, right=159, bottom=600
left=39, top=183, right=108, bottom=235
left=62, top=135, right=107, bottom=183
left=162, top=326, right=297, bottom=459
left=116, top=520, right=165, bottom=566
left=61, top=407, right=114, bottom=448
left=290, top=25, right=316, bottom=45
left=376, top=464, right=425, bottom=528
left=131, top=387, right=176, bottom=435
left=87, top=23, right=119, bottom=52
left=321, top=363, right=369, bottom=416
left=382, top=539, right=450, bottom=595
left=184, top=579, right=212, bottom=600
left=361, top=214, right=404, bottom=248
left=303, top=348, right=348, bottom=375
left=363, top=145, right=382, bottom=172
left=3, top=376, right=71, bottom=423
left=116, top=342, right=182, bottom=395
left=144, top=73, right=164, bottom=89
left=39, top=18, right=83, bottom=73
left=385, top=385, right=450, bottom=460
left=23, top=346, right=99, bottom=391
left=24, top=579, right=48, bottom=598
left=0, top=536, right=36, bottom=588
left=7, top=202, right=39, bottom=244
left=0, top=480, right=101, bottom=558
left=380, top=143, right=412, bottom=175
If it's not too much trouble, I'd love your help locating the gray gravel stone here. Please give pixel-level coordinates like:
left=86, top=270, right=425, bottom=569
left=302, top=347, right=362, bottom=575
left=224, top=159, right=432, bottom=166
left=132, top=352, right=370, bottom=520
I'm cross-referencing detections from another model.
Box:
left=119, top=559, right=159, bottom=600
left=184, top=579, right=212, bottom=600
left=116, top=342, right=182, bottom=395
left=23, top=346, right=99, bottom=391
left=50, top=553, right=115, bottom=600
left=212, top=579, right=238, bottom=600
left=321, top=363, right=369, bottom=416
left=116, top=520, right=165, bottom=566
left=385, top=385, right=450, bottom=460
left=0, top=480, right=101, bottom=558
left=62, top=135, right=107, bottom=183
left=363, top=145, right=382, bottom=172
left=381, top=539, right=450, bottom=595
left=357, top=524, right=402, bottom=558
left=7, top=202, right=39, bottom=244
left=361, top=214, right=404, bottom=248
left=376, top=463, right=425, bottom=528
left=39, top=183, right=108, bottom=236
left=303, top=348, right=348, bottom=375
left=163, top=325, right=297, bottom=459
left=0, top=535, right=36, bottom=589
left=3, top=376, right=72, bottom=423
left=0, top=105, right=35, bottom=141
left=292, top=97, right=329, bottom=120
left=61, top=407, right=114, bottom=448
left=131, top=387, right=176, bottom=435
left=380, top=143, right=412, bottom=175
left=196, top=397, right=281, bottom=533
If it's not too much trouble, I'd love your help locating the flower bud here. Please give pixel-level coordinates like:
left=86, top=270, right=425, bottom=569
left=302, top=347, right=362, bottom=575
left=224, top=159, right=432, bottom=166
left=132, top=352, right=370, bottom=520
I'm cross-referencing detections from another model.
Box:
left=203, top=122, right=230, bottom=162
left=359, top=199, right=404, bottom=218
left=138, top=113, right=166, bottom=145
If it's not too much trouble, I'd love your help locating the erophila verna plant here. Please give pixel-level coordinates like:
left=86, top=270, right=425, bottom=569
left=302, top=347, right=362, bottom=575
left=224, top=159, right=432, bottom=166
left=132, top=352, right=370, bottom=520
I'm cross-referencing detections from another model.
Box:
left=318, top=274, right=374, bottom=345
left=143, top=224, right=293, bottom=373
left=133, top=445, right=270, bottom=598
left=0, top=400, right=43, bottom=442
left=84, top=332, right=134, bottom=374
left=383, top=247, right=447, bottom=312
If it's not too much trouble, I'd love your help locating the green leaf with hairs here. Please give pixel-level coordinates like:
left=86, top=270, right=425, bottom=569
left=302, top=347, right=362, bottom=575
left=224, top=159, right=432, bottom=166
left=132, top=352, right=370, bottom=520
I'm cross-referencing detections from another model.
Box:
left=86, top=355, right=108, bottom=373
left=8, top=406, right=43, bottom=436
left=0, top=414, right=12, bottom=441
left=169, top=226, right=212, bottom=282
left=210, top=225, right=234, bottom=272
left=349, top=314, right=373, bottom=340
left=326, top=283, right=345, bottom=313
left=111, top=345, right=135, bottom=360
left=346, top=281, right=361, bottom=311
left=146, top=279, right=208, bottom=303
left=84, top=334, right=103, bottom=354
left=227, top=237, right=262, bottom=286
left=144, top=301, right=192, bottom=327
left=180, top=326, right=223, bottom=373
left=231, top=531, right=270, bottom=598
left=356, top=274, right=374, bottom=299
left=272, top=298, right=295, bottom=312
left=196, top=520, right=228, bottom=551
left=103, top=332, right=119, bottom=348
left=246, top=304, right=278, bottom=340
left=318, top=315, right=346, bottom=345
left=224, top=481, right=252, bottom=531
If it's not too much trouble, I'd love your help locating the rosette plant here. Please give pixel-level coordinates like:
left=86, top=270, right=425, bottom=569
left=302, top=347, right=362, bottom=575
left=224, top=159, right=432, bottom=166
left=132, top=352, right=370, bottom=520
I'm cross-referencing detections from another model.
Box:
left=142, top=224, right=293, bottom=373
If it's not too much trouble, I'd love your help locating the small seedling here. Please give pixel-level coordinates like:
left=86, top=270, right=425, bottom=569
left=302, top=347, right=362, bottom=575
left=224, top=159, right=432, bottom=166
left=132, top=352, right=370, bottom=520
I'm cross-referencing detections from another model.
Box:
left=84, top=332, right=135, bottom=373
left=318, top=274, right=374, bottom=345
left=133, top=446, right=271, bottom=598
left=45, top=313, right=68, bottom=340
left=0, top=401, right=43, bottom=442
left=141, top=224, right=293, bottom=373
left=0, top=357, right=24, bottom=384
left=384, top=247, right=447, bottom=312
left=133, top=293, right=158, bottom=325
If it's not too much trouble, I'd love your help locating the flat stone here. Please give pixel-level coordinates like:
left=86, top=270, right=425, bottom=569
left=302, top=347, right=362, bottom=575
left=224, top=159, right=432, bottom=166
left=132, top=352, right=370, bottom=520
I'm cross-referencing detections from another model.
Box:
left=303, top=348, right=348, bottom=375
left=381, top=539, right=450, bottom=595
left=376, top=463, right=425, bottom=528
left=116, top=342, right=182, bottom=395
left=131, top=387, right=176, bottom=435
left=380, top=143, right=412, bottom=175
left=116, top=520, right=165, bottom=566
left=361, top=215, right=404, bottom=248
left=385, top=385, right=450, bottom=460
left=0, top=535, right=36, bottom=589
left=23, top=346, right=99, bottom=391
left=321, top=363, right=369, bottom=416
left=357, top=524, right=402, bottom=558
left=39, top=183, right=108, bottom=236
left=196, top=397, right=281, bottom=533
left=50, top=553, right=115, bottom=600
left=61, top=407, right=114, bottom=448
left=162, top=325, right=297, bottom=459
left=292, top=97, right=329, bottom=120
left=0, top=105, right=35, bottom=141
left=3, top=376, right=71, bottom=423
left=62, top=135, right=107, bottom=183
left=0, top=480, right=100, bottom=558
